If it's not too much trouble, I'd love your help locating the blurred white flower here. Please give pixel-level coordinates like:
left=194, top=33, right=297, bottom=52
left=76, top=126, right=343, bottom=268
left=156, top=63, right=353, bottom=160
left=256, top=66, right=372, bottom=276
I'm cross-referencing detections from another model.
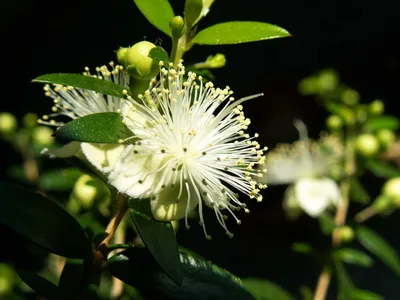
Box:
left=109, top=61, right=267, bottom=238
left=264, top=120, right=342, bottom=218
left=40, top=63, right=129, bottom=172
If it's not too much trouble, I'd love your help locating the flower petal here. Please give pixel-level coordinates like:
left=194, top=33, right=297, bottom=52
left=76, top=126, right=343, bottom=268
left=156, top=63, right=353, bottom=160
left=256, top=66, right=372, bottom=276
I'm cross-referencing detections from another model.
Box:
left=41, top=141, right=81, bottom=158
left=80, top=143, right=126, bottom=173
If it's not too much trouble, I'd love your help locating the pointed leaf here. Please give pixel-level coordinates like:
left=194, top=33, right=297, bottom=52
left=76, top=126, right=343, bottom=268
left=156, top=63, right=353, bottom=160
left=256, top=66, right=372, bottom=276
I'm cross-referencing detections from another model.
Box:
left=356, top=226, right=400, bottom=275
left=352, top=289, right=383, bottom=300
left=335, top=248, right=373, bottom=267
left=318, top=213, right=336, bottom=235
left=192, top=21, right=290, bottom=45
left=291, top=242, right=312, bottom=254
left=0, top=182, right=90, bottom=259
left=365, top=160, right=400, bottom=178
left=365, top=116, right=399, bottom=132
left=107, top=248, right=254, bottom=299
left=148, top=46, right=170, bottom=64
left=54, top=112, right=130, bottom=143
left=129, top=198, right=182, bottom=285
left=334, top=259, right=354, bottom=300
left=17, top=269, right=65, bottom=300
left=34, top=73, right=129, bottom=98
left=59, top=259, right=86, bottom=297
left=349, top=178, right=371, bottom=204
left=133, top=0, right=174, bottom=36
left=241, top=278, right=293, bottom=300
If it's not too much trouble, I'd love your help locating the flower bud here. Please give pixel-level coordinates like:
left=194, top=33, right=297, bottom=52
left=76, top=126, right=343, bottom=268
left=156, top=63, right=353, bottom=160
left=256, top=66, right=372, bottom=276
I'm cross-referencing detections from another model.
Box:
left=23, top=113, right=38, bottom=128
left=298, top=76, right=318, bottom=95
left=372, top=195, right=392, bottom=212
left=318, top=69, right=339, bottom=92
left=337, top=226, right=354, bottom=243
left=369, top=99, right=384, bottom=115
left=125, top=41, right=159, bottom=80
left=116, top=47, right=129, bottom=66
left=356, top=134, right=380, bottom=157
left=340, top=88, right=360, bottom=106
left=170, top=16, right=185, bottom=40
left=0, top=112, right=17, bottom=136
left=205, top=53, right=226, bottom=68
left=72, top=174, right=98, bottom=209
left=32, top=126, right=54, bottom=146
left=382, top=177, right=400, bottom=206
left=326, top=115, right=343, bottom=131
left=376, top=129, right=396, bottom=149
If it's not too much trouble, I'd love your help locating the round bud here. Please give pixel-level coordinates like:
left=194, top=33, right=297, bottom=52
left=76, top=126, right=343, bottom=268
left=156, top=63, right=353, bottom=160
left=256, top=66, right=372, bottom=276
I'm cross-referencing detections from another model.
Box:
left=170, top=16, right=185, bottom=40
left=372, top=195, right=392, bottom=212
left=0, top=112, right=17, bottom=135
left=0, top=263, right=15, bottom=295
left=326, top=115, right=343, bottom=131
left=369, top=100, right=384, bottom=115
left=340, top=88, right=360, bottom=106
left=298, top=76, right=318, bottom=95
left=376, top=129, right=396, bottom=149
left=205, top=53, right=226, bottom=68
left=356, top=134, right=380, bottom=157
left=23, top=113, right=38, bottom=128
left=337, top=226, right=354, bottom=243
left=317, top=69, right=339, bottom=91
left=125, top=41, right=159, bottom=80
left=382, top=177, right=400, bottom=206
left=72, top=174, right=98, bottom=209
left=32, top=126, right=54, bottom=146
left=116, top=47, right=129, bottom=66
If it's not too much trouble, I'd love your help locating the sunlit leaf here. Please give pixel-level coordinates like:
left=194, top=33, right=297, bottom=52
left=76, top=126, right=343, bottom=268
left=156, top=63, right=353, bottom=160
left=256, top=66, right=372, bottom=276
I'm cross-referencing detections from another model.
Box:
left=356, top=226, right=400, bottom=275
left=241, top=278, right=293, bottom=300
left=352, top=289, right=383, bottom=300
left=129, top=198, right=182, bottom=285
left=133, top=0, right=174, bottom=36
left=0, top=182, right=91, bottom=259
left=34, top=73, right=129, bottom=98
left=192, top=21, right=290, bottom=45
left=365, top=116, right=399, bottom=132
left=54, top=112, right=130, bottom=143
left=107, top=248, right=254, bottom=299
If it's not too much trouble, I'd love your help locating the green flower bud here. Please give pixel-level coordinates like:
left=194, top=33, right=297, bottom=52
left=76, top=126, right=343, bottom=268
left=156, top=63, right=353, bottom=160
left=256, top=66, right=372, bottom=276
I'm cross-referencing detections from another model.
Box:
left=125, top=41, right=159, bottom=80
left=382, top=177, right=400, bottom=206
left=32, top=126, right=54, bottom=146
left=317, top=69, right=339, bottom=92
left=22, top=113, right=38, bottom=128
left=337, top=226, right=354, bottom=243
left=356, top=105, right=368, bottom=123
left=341, top=88, right=360, bottom=106
left=372, top=195, right=392, bottom=212
left=116, top=47, right=129, bottom=66
left=369, top=99, right=384, bottom=115
left=205, top=53, right=226, bottom=68
left=0, top=112, right=17, bottom=135
left=376, top=129, right=396, bottom=149
left=72, top=174, right=98, bottom=209
left=356, top=134, right=380, bottom=157
left=170, top=16, right=185, bottom=40
left=326, top=115, right=343, bottom=131
left=298, top=76, right=318, bottom=95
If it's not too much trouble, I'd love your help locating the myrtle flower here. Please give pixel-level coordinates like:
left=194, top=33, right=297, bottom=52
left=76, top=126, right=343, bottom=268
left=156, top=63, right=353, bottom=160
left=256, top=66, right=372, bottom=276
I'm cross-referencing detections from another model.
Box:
left=40, top=63, right=129, bottom=171
left=109, top=62, right=267, bottom=238
left=264, top=120, right=343, bottom=218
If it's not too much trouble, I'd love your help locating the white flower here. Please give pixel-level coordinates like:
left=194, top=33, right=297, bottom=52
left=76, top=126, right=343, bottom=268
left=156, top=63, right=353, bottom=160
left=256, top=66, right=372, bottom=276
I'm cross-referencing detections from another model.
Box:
left=264, top=120, right=342, bottom=218
left=40, top=63, right=129, bottom=172
left=109, top=62, right=267, bottom=238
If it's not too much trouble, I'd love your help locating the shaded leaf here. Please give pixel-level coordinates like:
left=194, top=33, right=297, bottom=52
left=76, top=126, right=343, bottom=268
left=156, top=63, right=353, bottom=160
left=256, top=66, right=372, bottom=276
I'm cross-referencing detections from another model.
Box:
left=300, top=286, right=313, bottom=300
left=356, top=226, right=400, bottom=275
left=34, top=73, right=129, bottom=98
left=17, top=269, right=64, bottom=300
left=349, top=178, right=370, bottom=204
left=318, top=213, right=336, bottom=235
left=241, top=278, right=293, bottom=300
left=59, top=259, right=85, bottom=297
left=365, top=116, right=399, bottom=132
left=129, top=198, right=182, bottom=285
left=334, top=259, right=354, bottom=300
left=291, top=242, right=312, bottom=254
left=365, top=160, right=400, bottom=178
left=54, top=112, right=130, bottom=143
left=133, top=0, right=174, bottom=36
left=39, top=168, right=81, bottom=192
left=352, top=289, right=383, bottom=300
left=335, top=248, right=373, bottom=267
left=0, top=182, right=90, bottom=259
left=192, top=21, right=290, bottom=45
left=107, top=248, right=254, bottom=300
left=148, top=46, right=170, bottom=64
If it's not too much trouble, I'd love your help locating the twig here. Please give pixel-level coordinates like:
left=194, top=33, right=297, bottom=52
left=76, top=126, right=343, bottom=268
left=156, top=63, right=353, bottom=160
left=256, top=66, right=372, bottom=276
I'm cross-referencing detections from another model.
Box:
left=354, top=206, right=377, bottom=223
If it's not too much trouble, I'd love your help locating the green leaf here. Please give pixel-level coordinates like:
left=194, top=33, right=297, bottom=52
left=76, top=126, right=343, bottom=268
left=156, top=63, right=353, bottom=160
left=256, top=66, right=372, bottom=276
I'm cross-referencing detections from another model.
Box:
left=59, top=259, right=85, bottom=297
left=17, top=269, right=64, bottom=300
left=0, top=182, right=90, bottom=259
left=39, top=168, right=81, bottom=192
left=365, top=116, right=399, bottom=132
left=133, top=0, right=174, bottom=36
left=54, top=112, right=130, bottom=143
left=129, top=198, right=182, bottom=285
left=184, top=0, right=203, bottom=28
left=349, top=178, right=371, bottom=204
left=318, top=213, right=336, bottom=235
left=334, top=259, right=354, bottom=300
left=192, top=21, right=290, bottom=45
left=356, top=226, right=400, bottom=275
left=326, top=102, right=354, bottom=124
left=335, top=248, right=373, bottom=267
left=107, top=248, right=254, bottom=300
left=241, top=278, right=293, bottom=300
left=365, top=160, right=400, bottom=178
left=148, top=46, right=170, bottom=64
left=291, top=242, right=312, bottom=254
left=352, top=289, right=383, bottom=300
left=33, top=73, right=129, bottom=98
left=300, top=286, right=313, bottom=300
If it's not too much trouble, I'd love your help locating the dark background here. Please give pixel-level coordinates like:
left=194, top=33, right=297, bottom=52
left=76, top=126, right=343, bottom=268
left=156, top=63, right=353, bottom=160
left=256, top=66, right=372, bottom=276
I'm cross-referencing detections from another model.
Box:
left=1, top=0, right=400, bottom=298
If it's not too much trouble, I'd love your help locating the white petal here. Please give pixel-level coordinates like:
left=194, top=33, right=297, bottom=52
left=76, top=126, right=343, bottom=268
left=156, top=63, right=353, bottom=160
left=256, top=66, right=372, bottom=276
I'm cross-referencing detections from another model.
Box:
left=41, top=141, right=81, bottom=158
left=80, top=143, right=126, bottom=173
left=265, top=156, right=313, bottom=185
left=294, top=178, right=338, bottom=217
left=318, top=178, right=342, bottom=205
left=150, top=184, right=199, bottom=221
left=108, top=145, right=168, bottom=199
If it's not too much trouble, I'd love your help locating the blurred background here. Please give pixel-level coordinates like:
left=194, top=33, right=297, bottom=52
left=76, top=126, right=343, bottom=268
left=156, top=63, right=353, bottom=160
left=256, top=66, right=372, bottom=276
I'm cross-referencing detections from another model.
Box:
left=1, top=0, right=400, bottom=298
